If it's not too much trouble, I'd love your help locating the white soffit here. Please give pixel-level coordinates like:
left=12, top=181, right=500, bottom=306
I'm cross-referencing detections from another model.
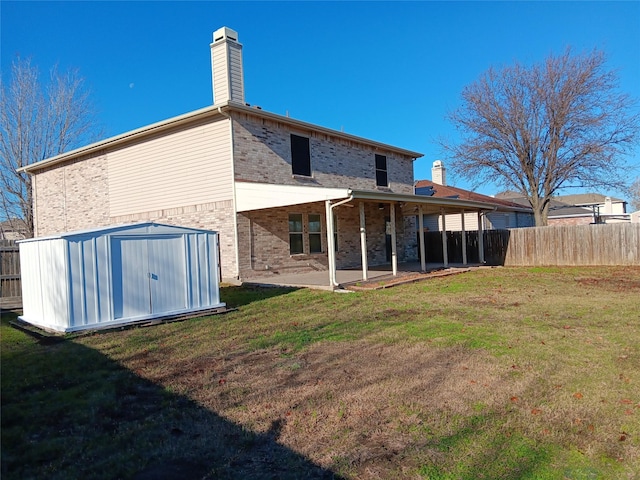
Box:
left=235, top=182, right=351, bottom=212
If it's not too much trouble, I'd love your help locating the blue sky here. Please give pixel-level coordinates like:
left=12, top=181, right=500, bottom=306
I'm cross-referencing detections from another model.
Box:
left=2, top=1, right=639, bottom=199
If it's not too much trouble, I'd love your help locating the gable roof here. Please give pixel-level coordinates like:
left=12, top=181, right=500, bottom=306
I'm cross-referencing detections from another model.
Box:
left=17, top=221, right=217, bottom=243
left=414, top=180, right=533, bottom=212
left=555, top=193, right=626, bottom=205
left=495, top=194, right=595, bottom=218
left=19, top=101, right=423, bottom=174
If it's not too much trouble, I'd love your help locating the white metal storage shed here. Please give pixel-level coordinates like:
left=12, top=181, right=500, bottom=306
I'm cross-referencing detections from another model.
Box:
left=19, top=222, right=225, bottom=332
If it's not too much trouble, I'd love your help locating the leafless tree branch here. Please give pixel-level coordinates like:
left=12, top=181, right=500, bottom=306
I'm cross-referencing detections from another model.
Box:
left=441, top=48, right=640, bottom=226
left=0, top=57, right=101, bottom=237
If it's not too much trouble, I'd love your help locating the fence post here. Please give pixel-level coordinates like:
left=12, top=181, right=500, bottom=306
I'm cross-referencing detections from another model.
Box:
left=478, top=211, right=485, bottom=264
left=441, top=208, right=448, bottom=267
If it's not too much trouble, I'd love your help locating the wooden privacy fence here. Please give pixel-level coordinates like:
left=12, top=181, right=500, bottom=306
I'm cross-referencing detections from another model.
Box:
left=502, top=223, right=640, bottom=266
left=422, top=223, right=640, bottom=267
left=1, top=240, right=22, bottom=304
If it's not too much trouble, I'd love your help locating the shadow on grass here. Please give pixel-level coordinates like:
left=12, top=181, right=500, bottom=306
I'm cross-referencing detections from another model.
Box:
left=220, top=285, right=299, bottom=309
left=1, top=315, right=341, bottom=480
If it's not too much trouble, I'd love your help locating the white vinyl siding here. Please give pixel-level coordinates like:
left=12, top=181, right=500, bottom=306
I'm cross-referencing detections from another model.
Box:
left=424, top=212, right=481, bottom=231
left=423, top=211, right=532, bottom=231
left=108, top=119, right=232, bottom=217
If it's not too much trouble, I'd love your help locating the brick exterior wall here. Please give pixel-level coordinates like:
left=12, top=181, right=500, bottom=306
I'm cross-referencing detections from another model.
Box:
left=232, top=112, right=415, bottom=194
left=32, top=151, right=239, bottom=281
left=33, top=153, right=111, bottom=236
left=548, top=216, right=594, bottom=226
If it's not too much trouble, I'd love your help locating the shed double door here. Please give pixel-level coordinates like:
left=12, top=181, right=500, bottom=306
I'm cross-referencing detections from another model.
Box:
left=112, top=235, right=187, bottom=319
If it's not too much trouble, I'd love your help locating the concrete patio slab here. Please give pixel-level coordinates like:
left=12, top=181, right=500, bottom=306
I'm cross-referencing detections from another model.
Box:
left=243, top=262, right=484, bottom=290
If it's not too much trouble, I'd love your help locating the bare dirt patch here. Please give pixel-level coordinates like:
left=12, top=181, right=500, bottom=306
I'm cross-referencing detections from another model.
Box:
left=574, top=267, right=640, bottom=292
left=129, top=340, right=524, bottom=477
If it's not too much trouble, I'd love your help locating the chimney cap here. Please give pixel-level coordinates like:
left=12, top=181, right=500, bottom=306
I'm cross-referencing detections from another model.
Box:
left=213, top=26, right=239, bottom=43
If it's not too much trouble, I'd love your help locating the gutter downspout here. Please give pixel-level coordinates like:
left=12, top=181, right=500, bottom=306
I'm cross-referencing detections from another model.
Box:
left=217, top=105, right=241, bottom=281
left=326, top=195, right=354, bottom=288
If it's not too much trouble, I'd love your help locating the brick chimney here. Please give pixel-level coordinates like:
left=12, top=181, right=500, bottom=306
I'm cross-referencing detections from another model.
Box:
left=432, top=160, right=446, bottom=186
left=210, top=27, right=245, bottom=105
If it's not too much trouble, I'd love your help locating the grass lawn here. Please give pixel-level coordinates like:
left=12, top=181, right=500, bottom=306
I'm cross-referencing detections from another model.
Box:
left=2, top=266, right=639, bottom=479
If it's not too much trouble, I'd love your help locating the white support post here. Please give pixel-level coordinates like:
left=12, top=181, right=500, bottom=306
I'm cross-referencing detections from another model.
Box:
left=441, top=208, right=449, bottom=267
left=461, top=210, right=467, bottom=266
left=390, top=203, right=398, bottom=276
left=418, top=205, right=426, bottom=272
left=325, top=200, right=335, bottom=286
left=359, top=202, right=368, bottom=281
left=478, top=210, right=485, bottom=264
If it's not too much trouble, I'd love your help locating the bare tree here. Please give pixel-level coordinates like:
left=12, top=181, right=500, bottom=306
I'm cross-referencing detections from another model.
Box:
left=0, top=57, right=100, bottom=237
left=628, top=177, right=640, bottom=212
left=442, top=48, right=639, bottom=226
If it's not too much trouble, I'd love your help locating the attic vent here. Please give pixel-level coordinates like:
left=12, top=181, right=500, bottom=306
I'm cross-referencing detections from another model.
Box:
left=214, top=34, right=237, bottom=42
left=216, top=34, right=237, bottom=42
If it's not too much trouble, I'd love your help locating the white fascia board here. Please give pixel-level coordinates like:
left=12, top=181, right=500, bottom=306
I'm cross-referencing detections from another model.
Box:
left=235, top=182, right=352, bottom=212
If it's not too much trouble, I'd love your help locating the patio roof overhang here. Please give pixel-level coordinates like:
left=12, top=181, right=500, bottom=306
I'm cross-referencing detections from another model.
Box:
left=234, top=181, right=497, bottom=213
left=235, top=181, right=494, bottom=289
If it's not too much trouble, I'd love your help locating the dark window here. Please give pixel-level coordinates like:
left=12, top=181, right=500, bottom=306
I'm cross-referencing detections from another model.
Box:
left=291, top=134, right=311, bottom=177
left=289, top=214, right=303, bottom=254
left=375, top=154, right=388, bottom=187
left=308, top=214, right=322, bottom=253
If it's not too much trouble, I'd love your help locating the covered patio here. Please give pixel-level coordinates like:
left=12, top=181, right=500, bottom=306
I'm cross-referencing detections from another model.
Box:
left=236, top=182, right=496, bottom=290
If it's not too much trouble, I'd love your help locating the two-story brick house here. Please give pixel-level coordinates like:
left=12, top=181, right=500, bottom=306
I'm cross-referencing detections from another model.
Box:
left=20, top=27, right=494, bottom=287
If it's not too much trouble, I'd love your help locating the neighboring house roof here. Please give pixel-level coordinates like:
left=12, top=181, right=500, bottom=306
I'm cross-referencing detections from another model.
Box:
left=555, top=193, right=625, bottom=205
left=414, top=180, right=533, bottom=213
left=494, top=195, right=595, bottom=218
left=18, top=100, right=423, bottom=174
left=547, top=201, right=595, bottom=218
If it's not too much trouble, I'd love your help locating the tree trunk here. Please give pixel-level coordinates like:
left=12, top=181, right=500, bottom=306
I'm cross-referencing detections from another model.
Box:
left=529, top=196, right=549, bottom=227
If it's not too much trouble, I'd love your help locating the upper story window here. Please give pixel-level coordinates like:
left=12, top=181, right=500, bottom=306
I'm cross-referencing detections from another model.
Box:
left=291, top=134, right=311, bottom=177
left=375, top=154, right=388, bottom=187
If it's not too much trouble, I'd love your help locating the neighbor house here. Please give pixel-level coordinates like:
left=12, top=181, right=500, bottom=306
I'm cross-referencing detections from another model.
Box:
left=496, top=192, right=630, bottom=225
left=0, top=219, right=29, bottom=240
left=19, top=27, right=499, bottom=288
left=415, top=161, right=534, bottom=231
